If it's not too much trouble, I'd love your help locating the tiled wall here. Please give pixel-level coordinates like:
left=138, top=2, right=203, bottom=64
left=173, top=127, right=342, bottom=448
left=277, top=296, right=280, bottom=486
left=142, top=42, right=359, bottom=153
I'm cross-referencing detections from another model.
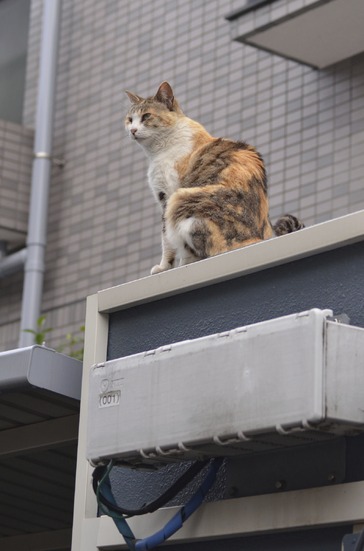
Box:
left=0, top=120, right=33, bottom=351
left=0, top=120, right=33, bottom=243
left=1, top=0, right=364, bottom=350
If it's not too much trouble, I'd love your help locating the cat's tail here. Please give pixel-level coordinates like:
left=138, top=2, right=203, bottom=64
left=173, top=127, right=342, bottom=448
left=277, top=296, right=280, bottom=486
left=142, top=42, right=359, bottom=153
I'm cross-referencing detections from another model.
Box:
left=273, top=214, right=305, bottom=236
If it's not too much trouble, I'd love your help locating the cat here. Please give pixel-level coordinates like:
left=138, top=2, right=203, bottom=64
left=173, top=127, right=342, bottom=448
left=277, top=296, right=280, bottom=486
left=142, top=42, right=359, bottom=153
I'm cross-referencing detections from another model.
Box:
left=125, top=82, right=304, bottom=274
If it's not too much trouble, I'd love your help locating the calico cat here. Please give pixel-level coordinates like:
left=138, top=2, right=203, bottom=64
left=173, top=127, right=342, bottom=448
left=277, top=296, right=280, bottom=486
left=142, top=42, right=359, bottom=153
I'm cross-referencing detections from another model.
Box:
left=125, top=82, right=304, bottom=274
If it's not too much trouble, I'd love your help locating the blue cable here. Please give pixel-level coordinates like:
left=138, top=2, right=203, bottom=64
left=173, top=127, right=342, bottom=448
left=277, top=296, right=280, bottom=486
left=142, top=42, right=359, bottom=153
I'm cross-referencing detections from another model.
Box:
left=97, top=457, right=223, bottom=551
left=135, top=457, right=223, bottom=551
left=96, top=462, right=136, bottom=550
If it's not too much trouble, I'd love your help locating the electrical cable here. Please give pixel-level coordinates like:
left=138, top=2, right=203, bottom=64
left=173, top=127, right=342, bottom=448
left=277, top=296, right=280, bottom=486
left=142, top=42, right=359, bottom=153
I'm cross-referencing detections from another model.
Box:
left=93, top=457, right=224, bottom=551
left=134, top=457, right=223, bottom=550
left=96, top=461, right=136, bottom=550
left=93, top=458, right=209, bottom=517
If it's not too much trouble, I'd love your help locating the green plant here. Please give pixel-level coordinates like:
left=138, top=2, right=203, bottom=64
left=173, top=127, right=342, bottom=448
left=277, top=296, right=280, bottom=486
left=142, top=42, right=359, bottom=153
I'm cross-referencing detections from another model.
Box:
left=24, top=316, right=84, bottom=361
left=23, top=315, right=53, bottom=345
left=57, top=325, right=85, bottom=360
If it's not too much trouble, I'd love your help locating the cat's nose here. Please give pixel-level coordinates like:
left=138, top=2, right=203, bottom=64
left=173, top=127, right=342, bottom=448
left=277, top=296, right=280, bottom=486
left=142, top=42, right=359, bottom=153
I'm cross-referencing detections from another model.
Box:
left=131, top=128, right=138, bottom=135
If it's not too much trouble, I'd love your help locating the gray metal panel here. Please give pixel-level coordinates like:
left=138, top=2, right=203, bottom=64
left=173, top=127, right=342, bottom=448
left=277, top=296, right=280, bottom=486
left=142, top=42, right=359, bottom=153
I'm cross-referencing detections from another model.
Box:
left=226, top=438, right=347, bottom=498
left=107, top=242, right=364, bottom=360
left=0, top=443, right=77, bottom=537
left=0, top=345, right=82, bottom=400
left=0, top=393, right=79, bottom=542
left=0, top=346, right=81, bottom=545
left=0, top=346, right=32, bottom=390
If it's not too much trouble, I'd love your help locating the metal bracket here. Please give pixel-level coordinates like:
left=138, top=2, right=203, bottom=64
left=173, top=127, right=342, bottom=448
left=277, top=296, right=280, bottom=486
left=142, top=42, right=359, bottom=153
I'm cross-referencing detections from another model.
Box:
left=225, top=437, right=346, bottom=498
left=34, top=151, right=65, bottom=167
left=327, top=312, right=351, bottom=325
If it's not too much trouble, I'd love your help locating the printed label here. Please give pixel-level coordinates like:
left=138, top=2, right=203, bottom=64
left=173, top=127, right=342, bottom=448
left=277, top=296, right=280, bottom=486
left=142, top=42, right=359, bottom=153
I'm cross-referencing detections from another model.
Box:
left=99, top=390, right=121, bottom=408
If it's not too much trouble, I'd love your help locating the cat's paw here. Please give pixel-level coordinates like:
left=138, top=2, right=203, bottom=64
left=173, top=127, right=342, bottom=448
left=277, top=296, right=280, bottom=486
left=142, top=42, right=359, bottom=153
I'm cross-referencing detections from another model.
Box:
left=150, top=262, right=173, bottom=275
left=151, top=264, right=163, bottom=275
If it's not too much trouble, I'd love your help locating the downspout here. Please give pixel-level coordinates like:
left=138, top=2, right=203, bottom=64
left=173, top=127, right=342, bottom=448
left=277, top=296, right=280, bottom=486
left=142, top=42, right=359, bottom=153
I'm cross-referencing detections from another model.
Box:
left=18, top=0, right=62, bottom=347
left=0, top=248, right=27, bottom=278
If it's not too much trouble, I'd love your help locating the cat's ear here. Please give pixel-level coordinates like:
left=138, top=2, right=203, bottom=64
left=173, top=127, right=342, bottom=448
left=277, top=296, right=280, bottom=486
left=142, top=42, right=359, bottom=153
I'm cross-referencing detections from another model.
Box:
left=125, top=90, right=143, bottom=104
left=154, top=82, right=175, bottom=111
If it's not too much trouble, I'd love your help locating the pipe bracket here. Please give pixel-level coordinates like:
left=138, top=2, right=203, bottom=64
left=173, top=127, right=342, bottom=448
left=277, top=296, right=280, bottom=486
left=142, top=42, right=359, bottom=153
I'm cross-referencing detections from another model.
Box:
left=34, top=151, right=65, bottom=167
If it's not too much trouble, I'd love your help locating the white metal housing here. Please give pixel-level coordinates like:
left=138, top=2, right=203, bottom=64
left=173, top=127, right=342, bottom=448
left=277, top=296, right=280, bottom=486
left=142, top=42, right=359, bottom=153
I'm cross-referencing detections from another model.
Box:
left=86, top=309, right=364, bottom=468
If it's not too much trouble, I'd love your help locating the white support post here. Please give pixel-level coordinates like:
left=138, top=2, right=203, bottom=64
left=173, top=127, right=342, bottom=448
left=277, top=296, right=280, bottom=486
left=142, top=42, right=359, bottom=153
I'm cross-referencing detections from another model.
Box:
left=71, top=293, right=109, bottom=551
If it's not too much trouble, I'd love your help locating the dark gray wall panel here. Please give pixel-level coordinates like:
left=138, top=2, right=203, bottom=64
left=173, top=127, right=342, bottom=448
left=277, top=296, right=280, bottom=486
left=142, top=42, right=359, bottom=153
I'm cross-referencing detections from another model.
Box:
left=108, top=242, right=364, bottom=360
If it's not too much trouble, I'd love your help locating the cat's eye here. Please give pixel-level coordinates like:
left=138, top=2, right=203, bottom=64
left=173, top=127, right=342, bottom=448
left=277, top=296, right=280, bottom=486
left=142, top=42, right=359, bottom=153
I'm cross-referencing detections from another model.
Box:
left=141, top=113, right=151, bottom=122
left=126, top=116, right=132, bottom=124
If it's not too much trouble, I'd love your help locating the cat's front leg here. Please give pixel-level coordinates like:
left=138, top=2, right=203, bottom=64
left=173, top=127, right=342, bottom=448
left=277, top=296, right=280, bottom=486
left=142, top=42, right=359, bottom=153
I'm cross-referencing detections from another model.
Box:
left=151, top=230, right=176, bottom=274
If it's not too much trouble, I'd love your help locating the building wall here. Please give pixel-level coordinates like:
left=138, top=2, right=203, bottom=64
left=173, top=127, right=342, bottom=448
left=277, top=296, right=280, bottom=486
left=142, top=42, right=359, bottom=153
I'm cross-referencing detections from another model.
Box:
left=1, top=0, right=364, bottom=350
left=0, top=120, right=33, bottom=241
left=0, top=120, right=33, bottom=349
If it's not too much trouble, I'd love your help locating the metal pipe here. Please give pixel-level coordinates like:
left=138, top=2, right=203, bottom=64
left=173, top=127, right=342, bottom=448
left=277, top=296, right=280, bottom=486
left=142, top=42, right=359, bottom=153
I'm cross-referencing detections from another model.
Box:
left=0, top=241, right=7, bottom=259
left=18, top=0, right=62, bottom=346
left=0, top=248, right=27, bottom=278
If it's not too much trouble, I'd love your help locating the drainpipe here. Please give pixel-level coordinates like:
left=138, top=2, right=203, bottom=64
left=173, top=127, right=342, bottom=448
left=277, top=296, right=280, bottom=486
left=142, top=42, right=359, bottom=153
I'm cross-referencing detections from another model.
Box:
left=0, top=248, right=27, bottom=278
left=0, top=241, right=6, bottom=259
left=18, top=0, right=62, bottom=347
left=0, top=239, right=27, bottom=277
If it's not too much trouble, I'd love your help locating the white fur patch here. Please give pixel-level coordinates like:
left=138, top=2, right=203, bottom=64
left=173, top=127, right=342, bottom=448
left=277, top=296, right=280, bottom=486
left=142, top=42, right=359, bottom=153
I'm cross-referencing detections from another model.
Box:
left=175, top=217, right=195, bottom=245
left=166, top=216, right=196, bottom=259
left=145, top=120, right=195, bottom=201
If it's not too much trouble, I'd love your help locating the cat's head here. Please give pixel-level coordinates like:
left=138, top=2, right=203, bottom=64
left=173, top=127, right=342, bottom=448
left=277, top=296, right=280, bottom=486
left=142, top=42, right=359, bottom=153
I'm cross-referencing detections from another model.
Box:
left=124, top=82, right=183, bottom=147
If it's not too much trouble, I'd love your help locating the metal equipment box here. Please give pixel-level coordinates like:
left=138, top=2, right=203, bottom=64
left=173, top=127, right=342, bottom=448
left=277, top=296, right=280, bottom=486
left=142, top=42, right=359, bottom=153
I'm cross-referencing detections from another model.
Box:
left=86, top=309, right=364, bottom=468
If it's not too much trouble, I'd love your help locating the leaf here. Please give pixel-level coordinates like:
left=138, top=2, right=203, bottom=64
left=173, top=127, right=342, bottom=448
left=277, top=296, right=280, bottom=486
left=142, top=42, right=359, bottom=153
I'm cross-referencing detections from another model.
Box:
left=37, top=315, right=47, bottom=328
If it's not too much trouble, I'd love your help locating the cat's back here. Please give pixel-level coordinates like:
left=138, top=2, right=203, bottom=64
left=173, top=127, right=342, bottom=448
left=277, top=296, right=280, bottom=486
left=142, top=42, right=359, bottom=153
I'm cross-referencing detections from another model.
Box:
left=180, top=136, right=267, bottom=192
